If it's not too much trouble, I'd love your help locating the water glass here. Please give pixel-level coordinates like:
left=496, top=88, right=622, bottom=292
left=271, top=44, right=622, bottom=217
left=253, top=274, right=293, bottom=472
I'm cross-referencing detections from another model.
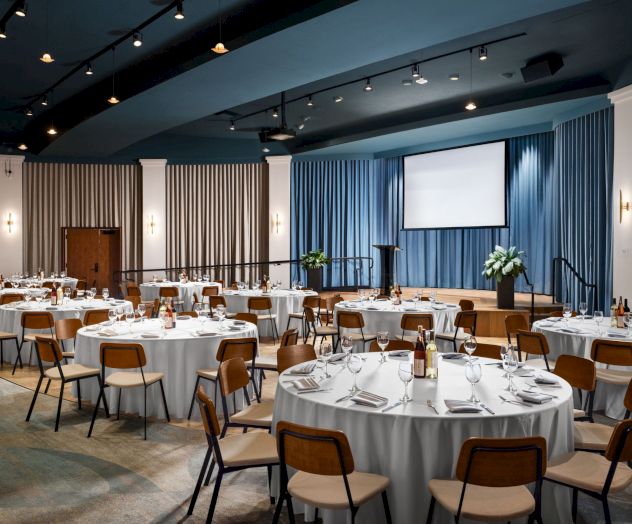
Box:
left=625, top=313, right=632, bottom=337
left=318, top=342, right=333, bottom=378
left=102, top=288, right=109, bottom=300
left=464, top=336, right=477, bottom=361
left=501, top=346, right=518, bottom=393
left=398, top=362, right=413, bottom=403
left=63, top=289, right=70, bottom=304
left=346, top=354, right=363, bottom=393
left=562, top=303, right=572, bottom=322
left=90, top=287, right=97, bottom=298
left=199, top=310, right=209, bottom=328
left=429, top=290, right=437, bottom=304
left=137, top=303, right=146, bottom=323
left=594, top=310, right=604, bottom=335
left=341, top=335, right=353, bottom=358
left=108, top=309, right=117, bottom=325
left=377, top=331, right=389, bottom=363
left=216, top=304, right=226, bottom=329
left=465, top=362, right=482, bottom=402
left=359, top=289, right=366, bottom=302
left=297, top=281, right=304, bottom=290
left=125, top=312, right=135, bottom=333
left=192, top=302, right=202, bottom=321
left=579, top=301, right=588, bottom=320
left=412, top=291, right=420, bottom=309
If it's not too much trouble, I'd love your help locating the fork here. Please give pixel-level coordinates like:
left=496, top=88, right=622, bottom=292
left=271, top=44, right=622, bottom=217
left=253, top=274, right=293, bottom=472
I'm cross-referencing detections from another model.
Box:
left=426, top=399, right=439, bottom=414
left=499, top=394, right=533, bottom=408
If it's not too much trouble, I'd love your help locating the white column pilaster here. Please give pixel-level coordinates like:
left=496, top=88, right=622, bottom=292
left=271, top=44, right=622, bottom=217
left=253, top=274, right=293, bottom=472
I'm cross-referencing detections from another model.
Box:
left=0, top=155, right=25, bottom=275
left=266, top=155, right=292, bottom=286
left=139, top=159, right=167, bottom=279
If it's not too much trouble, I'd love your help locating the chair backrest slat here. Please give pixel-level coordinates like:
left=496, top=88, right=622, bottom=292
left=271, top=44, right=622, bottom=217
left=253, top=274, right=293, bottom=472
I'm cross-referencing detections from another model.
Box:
left=55, top=318, right=83, bottom=341
left=196, top=386, right=221, bottom=437
left=83, top=309, right=110, bottom=326
left=280, top=328, right=299, bottom=347
left=400, top=313, right=433, bottom=332
left=0, top=293, right=24, bottom=305
left=505, top=314, right=529, bottom=344
left=553, top=354, right=595, bottom=392
left=100, top=342, right=147, bottom=369
left=216, top=337, right=257, bottom=364
left=591, top=339, right=632, bottom=367
left=605, top=419, right=632, bottom=463
left=219, top=357, right=250, bottom=395
left=337, top=311, right=364, bottom=329
left=35, top=336, right=62, bottom=364
left=458, top=342, right=502, bottom=360
left=234, top=312, right=258, bottom=325
left=277, top=344, right=316, bottom=374
left=22, top=311, right=54, bottom=330
left=159, top=286, right=179, bottom=298
left=517, top=330, right=550, bottom=357
left=248, top=297, right=272, bottom=311
left=459, top=299, right=475, bottom=311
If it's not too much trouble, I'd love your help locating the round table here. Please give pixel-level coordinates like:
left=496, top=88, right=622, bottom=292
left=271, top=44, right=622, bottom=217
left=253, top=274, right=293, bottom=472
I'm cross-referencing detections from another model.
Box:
left=273, top=353, right=574, bottom=524
left=15, top=277, right=79, bottom=290
left=74, top=317, right=258, bottom=419
left=533, top=317, right=632, bottom=419
left=0, top=298, right=134, bottom=365
left=140, top=281, right=223, bottom=311
left=223, top=289, right=317, bottom=337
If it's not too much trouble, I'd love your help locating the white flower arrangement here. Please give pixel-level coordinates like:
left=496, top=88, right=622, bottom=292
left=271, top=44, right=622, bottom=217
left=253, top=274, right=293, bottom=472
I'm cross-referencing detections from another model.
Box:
left=482, top=245, right=526, bottom=283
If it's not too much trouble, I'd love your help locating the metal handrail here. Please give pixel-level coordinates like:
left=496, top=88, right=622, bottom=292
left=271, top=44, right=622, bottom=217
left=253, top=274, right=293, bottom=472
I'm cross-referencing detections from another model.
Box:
left=551, top=257, right=598, bottom=311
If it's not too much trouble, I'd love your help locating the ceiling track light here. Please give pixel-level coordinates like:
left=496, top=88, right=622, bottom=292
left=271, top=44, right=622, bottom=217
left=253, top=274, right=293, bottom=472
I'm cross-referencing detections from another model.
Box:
left=133, top=32, right=143, bottom=47
left=229, top=120, right=235, bottom=131
left=334, top=95, right=343, bottom=103
left=411, top=64, right=420, bottom=79
left=363, top=78, right=373, bottom=92
left=211, top=0, right=229, bottom=54
left=174, top=1, right=184, bottom=20
left=0, top=24, right=6, bottom=39
left=449, top=73, right=460, bottom=81
left=15, top=1, right=27, bottom=17
left=272, top=107, right=279, bottom=118
left=415, top=74, right=428, bottom=85
left=465, top=49, right=477, bottom=111
left=47, top=125, right=57, bottom=136
left=40, top=0, right=54, bottom=63
left=25, top=107, right=33, bottom=116
left=479, top=45, right=488, bottom=61
left=262, top=147, right=270, bottom=153
left=40, top=95, right=48, bottom=106
left=306, top=95, right=314, bottom=107
left=85, top=62, right=93, bottom=75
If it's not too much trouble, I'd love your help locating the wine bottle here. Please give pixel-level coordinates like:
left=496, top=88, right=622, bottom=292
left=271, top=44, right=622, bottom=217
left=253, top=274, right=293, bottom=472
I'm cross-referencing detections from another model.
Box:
left=617, top=296, right=625, bottom=328
left=625, top=298, right=630, bottom=313
left=50, top=283, right=57, bottom=305
left=414, top=326, right=426, bottom=378
left=425, top=329, right=439, bottom=379
left=610, top=298, right=617, bottom=327
left=165, top=299, right=174, bottom=329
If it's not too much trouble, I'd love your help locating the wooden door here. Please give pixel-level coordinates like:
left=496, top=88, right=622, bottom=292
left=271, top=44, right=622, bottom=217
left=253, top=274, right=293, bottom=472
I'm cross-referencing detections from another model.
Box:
left=63, top=227, right=121, bottom=291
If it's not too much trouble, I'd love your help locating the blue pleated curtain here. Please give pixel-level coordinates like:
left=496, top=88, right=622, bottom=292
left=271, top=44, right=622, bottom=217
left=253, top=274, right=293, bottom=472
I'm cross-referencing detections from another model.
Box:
left=292, top=108, right=613, bottom=309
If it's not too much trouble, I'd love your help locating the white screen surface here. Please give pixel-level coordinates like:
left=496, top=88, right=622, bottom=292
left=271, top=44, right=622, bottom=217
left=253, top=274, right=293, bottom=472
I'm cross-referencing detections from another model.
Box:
left=403, top=141, right=506, bottom=229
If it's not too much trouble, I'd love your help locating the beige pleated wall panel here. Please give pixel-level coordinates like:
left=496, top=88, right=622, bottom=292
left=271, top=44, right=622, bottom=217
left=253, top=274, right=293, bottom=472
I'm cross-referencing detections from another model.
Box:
left=23, top=162, right=142, bottom=273
left=166, top=163, right=269, bottom=283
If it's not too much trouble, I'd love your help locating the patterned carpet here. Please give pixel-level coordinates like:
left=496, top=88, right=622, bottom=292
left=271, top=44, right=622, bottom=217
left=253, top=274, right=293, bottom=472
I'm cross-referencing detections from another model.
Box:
left=0, top=374, right=630, bottom=523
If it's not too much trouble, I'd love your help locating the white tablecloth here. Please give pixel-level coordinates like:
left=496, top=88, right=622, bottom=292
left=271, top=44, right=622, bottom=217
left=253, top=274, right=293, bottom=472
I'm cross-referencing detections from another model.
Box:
left=13, top=277, right=79, bottom=290
left=533, top=317, right=632, bottom=419
left=140, top=281, right=222, bottom=310
left=74, top=317, right=258, bottom=419
left=273, top=353, right=574, bottom=523
left=0, top=299, right=134, bottom=364
left=222, top=289, right=317, bottom=337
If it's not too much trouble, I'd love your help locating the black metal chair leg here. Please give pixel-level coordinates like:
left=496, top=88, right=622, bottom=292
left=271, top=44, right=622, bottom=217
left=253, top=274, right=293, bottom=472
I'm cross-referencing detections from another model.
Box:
left=187, top=448, right=211, bottom=515
left=12, top=341, right=23, bottom=375
left=26, top=375, right=44, bottom=421
left=99, top=377, right=110, bottom=418
left=572, top=488, right=578, bottom=522
left=159, top=379, right=170, bottom=421
left=77, top=380, right=81, bottom=410
left=206, top=471, right=223, bottom=523
left=54, top=380, right=65, bottom=431
left=188, top=375, right=201, bottom=420
left=44, top=378, right=51, bottom=394
left=314, top=508, right=319, bottom=523
left=272, top=491, right=286, bottom=524
left=87, top=387, right=103, bottom=437
left=426, top=496, right=436, bottom=524
left=204, top=458, right=216, bottom=486
left=266, top=464, right=274, bottom=504
left=602, top=497, right=611, bottom=524
left=116, top=388, right=122, bottom=420
left=143, top=386, right=147, bottom=440
left=382, top=491, right=393, bottom=524
left=286, top=494, right=296, bottom=524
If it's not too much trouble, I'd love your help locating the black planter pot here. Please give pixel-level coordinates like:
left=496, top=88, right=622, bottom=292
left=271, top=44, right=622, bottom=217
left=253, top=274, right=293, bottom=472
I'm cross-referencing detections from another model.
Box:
left=306, top=268, right=323, bottom=292
left=496, top=276, right=515, bottom=309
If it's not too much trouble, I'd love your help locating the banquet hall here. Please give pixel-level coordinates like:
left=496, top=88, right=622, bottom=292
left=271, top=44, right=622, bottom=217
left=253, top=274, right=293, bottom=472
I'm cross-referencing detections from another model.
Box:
left=1, top=0, right=632, bottom=523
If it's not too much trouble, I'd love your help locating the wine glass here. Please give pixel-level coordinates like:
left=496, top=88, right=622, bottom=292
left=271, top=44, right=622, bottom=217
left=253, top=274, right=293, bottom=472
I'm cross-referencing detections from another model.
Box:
left=35, top=293, right=42, bottom=305
left=297, top=281, right=304, bottom=290
left=625, top=313, right=632, bottom=338
left=216, top=304, right=226, bottom=330
left=199, top=310, right=209, bottom=330
left=255, top=279, right=261, bottom=289
left=102, top=288, right=109, bottom=300
left=291, top=280, right=297, bottom=291
left=398, top=361, right=413, bottom=403
left=465, top=362, right=482, bottom=402
left=359, top=289, right=366, bottom=302
left=108, top=309, right=117, bottom=325
left=579, top=301, right=588, bottom=320
left=60, top=271, right=66, bottom=279
left=376, top=331, right=389, bottom=363
left=501, top=346, right=518, bottom=393
left=63, top=288, right=70, bottom=304
left=412, top=290, right=420, bottom=309
left=90, top=287, right=97, bottom=299
left=346, top=354, right=363, bottom=393
left=562, top=303, right=572, bottom=323
left=24, top=289, right=32, bottom=303
left=193, top=302, right=202, bottom=322
left=368, top=290, right=376, bottom=303
left=594, top=310, right=604, bottom=335
left=318, top=342, right=333, bottom=378
left=137, top=303, right=146, bottom=323
left=125, top=312, right=135, bottom=333
left=463, top=336, right=477, bottom=362
left=341, top=335, right=353, bottom=359
left=429, top=290, right=437, bottom=305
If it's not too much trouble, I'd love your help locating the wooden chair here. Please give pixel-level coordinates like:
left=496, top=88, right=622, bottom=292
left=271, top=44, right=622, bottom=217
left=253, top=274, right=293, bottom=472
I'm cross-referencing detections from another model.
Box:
left=0, top=293, right=24, bottom=305
left=186, top=386, right=278, bottom=521
left=321, top=295, right=343, bottom=325
left=273, top=421, right=392, bottom=524
left=209, top=296, right=236, bottom=318
left=458, top=299, right=475, bottom=311
left=253, top=328, right=298, bottom=372
left=213, top=279, right=224, bottom=287
left=550, top=310, right=578, bottom=318
left=591, top=339, right=632, bottom=392
left=75, top=279, right=87, bottom=291
left=304, top=306, right=338, bottom=347
left=55, top=318, right=82, bottom=360
left=159, top=286, right=184, bottom=311
left=12, top=311, right=55, bottom=374
left=248, top=296, right=279, bottom=343
left=0, top=330, right=19, bottom=368
left=125, top=295, right=141, bottom=309
left=83, top=309, right=110, bottom=326
left=458, top=342, right=502, bottom=360
left=436, top=311, right=477, bottom=353
left=574, top=379, right=631, bottom=454
left=202, top=285, right=219, bottom=299
left=125, top=283, right=141, bottom=297
left=41, top=281, right=55, bottom=289
left=277, top=344, right=317, bottom=374
left=286, top=295, right=320, bottom=332
left=505, top=314, right=529, bottom=345
left=234, top=312, right=258, bottom=325
left=178, top=311, right=199, bottom=318
left=516, top=330, right=555, bottom=371
left=553, top=354, right=596, bottom=422
left=545, top=419, right=632, bottom=524
left=217, top=357, right=273, bottom=438
left=26, top=337, right=104, bottom=431
left=369, top=339, right=414, bottom=352
left=187, top=337, right=259, bottom=420
left=335, top=310, right=376, bottom=352
left=427, top=436, right=546, bottom=523
left=400, top=313, right=433, bottom=340
left=88, top=342, right=170, bottom=440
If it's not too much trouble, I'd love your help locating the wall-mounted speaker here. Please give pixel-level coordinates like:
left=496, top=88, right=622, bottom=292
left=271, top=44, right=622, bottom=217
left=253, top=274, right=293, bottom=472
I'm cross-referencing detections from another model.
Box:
left=520, top=53, right=564, bottom=83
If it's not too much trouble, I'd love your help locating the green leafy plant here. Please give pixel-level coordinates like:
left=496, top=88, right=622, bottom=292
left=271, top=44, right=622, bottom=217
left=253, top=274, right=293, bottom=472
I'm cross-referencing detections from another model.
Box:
left=482, top=245, right=526, bottom=282
left=300, top=249, right=331, bottom=270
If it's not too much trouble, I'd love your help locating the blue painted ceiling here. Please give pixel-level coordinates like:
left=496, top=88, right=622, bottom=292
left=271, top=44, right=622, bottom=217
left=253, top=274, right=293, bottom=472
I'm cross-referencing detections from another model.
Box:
left=1, top=0, right=631, bottom=161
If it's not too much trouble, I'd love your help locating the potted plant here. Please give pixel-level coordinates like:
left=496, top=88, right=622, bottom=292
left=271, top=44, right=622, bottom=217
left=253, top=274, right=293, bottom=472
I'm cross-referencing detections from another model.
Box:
left=482, top=245, right=526, bottom=309
left=299, top=249, right=331, bottom=292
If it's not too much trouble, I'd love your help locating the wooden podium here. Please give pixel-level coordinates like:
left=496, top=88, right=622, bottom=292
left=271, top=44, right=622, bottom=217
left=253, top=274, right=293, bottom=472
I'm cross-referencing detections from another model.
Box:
left=373, top=244, right=401, bottom=295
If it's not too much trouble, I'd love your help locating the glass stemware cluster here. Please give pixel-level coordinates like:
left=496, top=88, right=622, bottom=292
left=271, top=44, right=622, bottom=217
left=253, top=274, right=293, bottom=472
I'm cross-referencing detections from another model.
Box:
left=500, top=344, right=518, bottom=393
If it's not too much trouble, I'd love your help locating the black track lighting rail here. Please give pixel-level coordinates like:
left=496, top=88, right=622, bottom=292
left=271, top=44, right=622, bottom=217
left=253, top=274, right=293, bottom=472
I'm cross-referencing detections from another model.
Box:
left=19, top=0, right=183, bottom=112
left=232, top=31, right=527, bottom=125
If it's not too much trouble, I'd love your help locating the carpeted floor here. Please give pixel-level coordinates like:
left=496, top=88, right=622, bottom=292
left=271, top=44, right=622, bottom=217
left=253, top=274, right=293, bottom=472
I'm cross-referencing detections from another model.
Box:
left=1, top=360, right=631, bottom=523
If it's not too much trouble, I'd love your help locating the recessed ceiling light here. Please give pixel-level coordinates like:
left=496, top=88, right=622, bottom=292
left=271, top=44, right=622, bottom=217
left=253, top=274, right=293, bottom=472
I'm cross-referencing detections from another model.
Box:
left=85, top=63, right=93, bottom=75
left=47, top=125, right=57, bottom=135
left=262, top=147, right=270, bottom=153
left=175, top=1, right=184, bottom=20
left=307, top=95, right=314, bottom=107
left=465, top=101, right=476, bottom=111
left=401, top=79, right=413, bottom=86
left=40, top=52, right=54, bottom=63
left=18, top=143, right=28, bottom=151
left=363, top=78, right=373, bottom=92
left=15, top=1, right=27, bottom=17
left=479, top=46, right=488, bottom=61
left=133, top=32, right=143, bottom=47
left=449, top=73, right=459, bottom=81
left=334, top=95, right=343, bottom=103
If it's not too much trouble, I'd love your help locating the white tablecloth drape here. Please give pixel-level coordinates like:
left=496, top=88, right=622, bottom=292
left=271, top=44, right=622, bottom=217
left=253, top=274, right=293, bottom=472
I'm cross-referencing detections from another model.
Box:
left=273, top=353, right=574, bottom=524
left=222, top=290, right=317, bottom=337
left=74, top=318, right=258, bottom=419
left=533, top=317, right=632, bottom=419
left=139, top=281, right=223, bottom=311
left=0, top=299, right=134, bottom=364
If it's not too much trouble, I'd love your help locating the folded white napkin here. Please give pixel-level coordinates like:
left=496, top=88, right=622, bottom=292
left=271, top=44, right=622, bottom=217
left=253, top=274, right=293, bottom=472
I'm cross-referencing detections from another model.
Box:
left=432, top=304, right=447, bottom=310
left=97, top=328, right=118, bottom=337
left=558, top=327, right=580, bottom=334
left=328, top=353, right=347, bottom=363
left=534, top=372, right=559, bottom=385
left=140, top=332, right=161, bottom=339
left=350, top=391, right=388, bottom=407
left=233, top=320, right=246, bottom=325
left=388, top=350, right=411, bottom=357
left=292, top=377, right=320, bottom=391
left=195, top=330, right=217, bottom=337
left=444, top=399, right=482, bottom=413
left=288, top=362, right=317, bottom=375
left=441, top=353, right=465, bottom=360
left=546, top=317, right=562, bottom=322
left=516, top=391, right=552, bottom=404
left=607, top=329, right=629, bottom=339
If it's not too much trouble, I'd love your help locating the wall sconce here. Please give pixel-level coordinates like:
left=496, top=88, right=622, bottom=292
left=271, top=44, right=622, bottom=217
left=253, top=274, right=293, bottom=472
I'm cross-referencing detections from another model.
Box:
left=272, top=213, right=282, bottom=234
left=148, top=214, right=156, bottom=235
left=6, top=212, right=14, bottom=233
left=620, top=190, right=630, bottom=223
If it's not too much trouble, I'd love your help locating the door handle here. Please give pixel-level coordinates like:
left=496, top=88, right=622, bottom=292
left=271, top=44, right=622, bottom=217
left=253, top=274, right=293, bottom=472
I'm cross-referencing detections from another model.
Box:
left=93, top=263, right=99, bottom=273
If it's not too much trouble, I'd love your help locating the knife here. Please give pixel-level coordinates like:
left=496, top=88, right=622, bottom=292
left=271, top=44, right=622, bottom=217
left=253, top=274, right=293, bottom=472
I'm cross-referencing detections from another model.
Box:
left=381, top=401, right=402, bottom=413
left=479, top=403, right=495, bottom=415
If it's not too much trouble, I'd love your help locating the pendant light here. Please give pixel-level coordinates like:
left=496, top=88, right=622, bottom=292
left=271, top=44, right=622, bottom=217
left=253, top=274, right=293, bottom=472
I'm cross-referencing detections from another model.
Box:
left=211, top=0, right=229, bottom=54
left=0, top=23, right=6, bottom=39
left=40, top=0, right=55, bottom=63
left=18, top=143, right=28, bottom=151
left=15, top=1, right=27, bottom=17
left=174, top=1, right=184, bottom=20
left=107, top=48, right=120, bottom=104
left=465, top=49, right=476, bottom=111
left=85, top=62, right=93, bottom=76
